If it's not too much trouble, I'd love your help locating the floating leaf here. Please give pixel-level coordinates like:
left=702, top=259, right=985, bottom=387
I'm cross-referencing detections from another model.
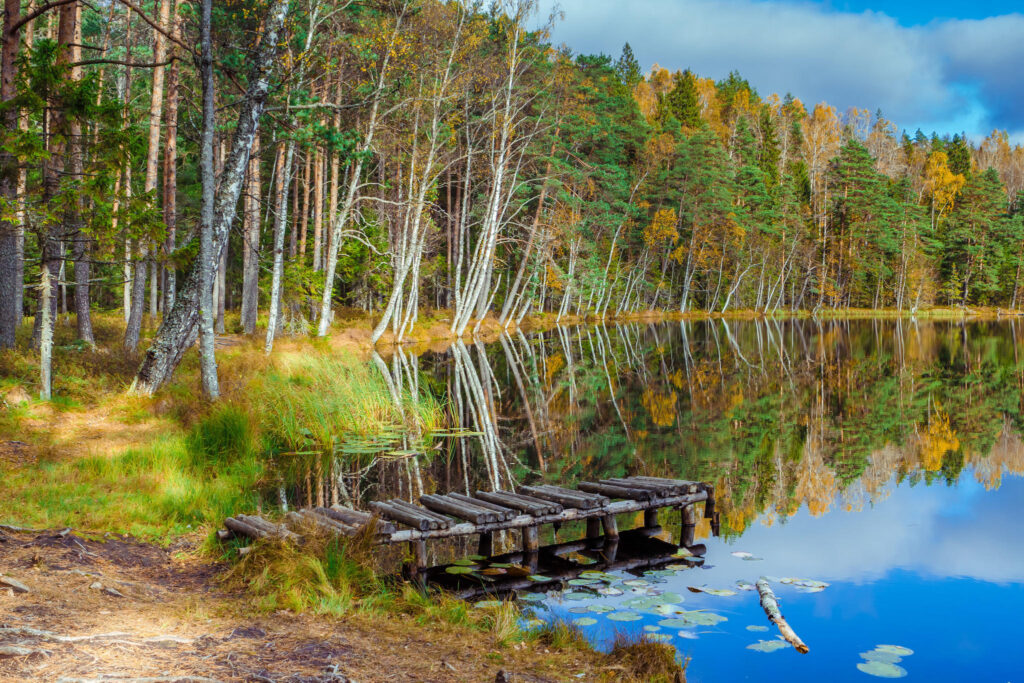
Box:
left=747, top=639, right=788, bottom=653
left=588, top=604, right=615, bottom=614
left=623, top=579, right=649, bottom=587
left=580, top=571, right=613, bottom=581
left=519, top=592, right=546, bottom=603
left=489, top=563, right=515, bottom=569
left=528, top=575, right=552, bottom=582
left=666, top=563, right=691, bottom=571
left=643, top=625, right=661, bottom=633
left=569, top=578, right=600, bottom=586
left=860, top=650, right=903, bottom=665
left=452, top=559, right=478, bottom=567
left=746, top=625, right=770, bottom=632
left=856, top=661, right=908, bottom=678
left=562, top=591, right=593, bottom=601
left=597, top=586, right=624, bottom=596
left=445, top=566, right=476, bottom=575
left=573, top=617, right=598, bottom=627
left=658, top=611, right=727, bottom=627
left=568, top=606, right=590, bottom=614
left=875, top=645, right=914, bottom=657
left=481, top=568, right=507, bottom=576
left=607, top=611, right=642, bottom=622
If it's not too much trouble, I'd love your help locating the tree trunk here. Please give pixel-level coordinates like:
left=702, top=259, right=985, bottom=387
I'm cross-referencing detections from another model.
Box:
left=197, top=0, right=218, bottom=398
left=124, top=0, right=170, bottom=350
left=0, top=0, right=22, bottom=349
left=240, top=134, right=261, bottom=333
left=163, top=10, right=180, bottom=310
left=133, top=0, right=292, bottom=396
left=265, top=140, right=297, bottom=354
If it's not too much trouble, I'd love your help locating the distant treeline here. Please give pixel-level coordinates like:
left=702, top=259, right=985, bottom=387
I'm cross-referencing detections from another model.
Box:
left=2, top=0, right=1023, bottom=396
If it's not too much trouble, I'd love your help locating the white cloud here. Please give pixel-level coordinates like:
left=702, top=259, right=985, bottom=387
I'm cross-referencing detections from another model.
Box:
left=538, top=0, right=1024, bottom=138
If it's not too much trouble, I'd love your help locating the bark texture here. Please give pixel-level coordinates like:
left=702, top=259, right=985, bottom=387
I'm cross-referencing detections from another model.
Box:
left=132, top=0, right=292, bottom=396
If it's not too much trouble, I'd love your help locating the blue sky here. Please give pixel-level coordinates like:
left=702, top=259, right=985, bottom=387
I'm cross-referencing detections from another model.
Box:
left=536, top=0, right=1024, bottom=141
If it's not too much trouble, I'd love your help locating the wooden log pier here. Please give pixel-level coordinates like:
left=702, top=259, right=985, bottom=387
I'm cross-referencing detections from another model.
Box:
left=220, top=477, right=719, bottom=576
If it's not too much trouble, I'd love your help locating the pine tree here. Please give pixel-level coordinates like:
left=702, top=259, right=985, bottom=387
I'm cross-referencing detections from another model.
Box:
left=615, top=43, right=642, bottom=89
left=661, top=69, right=700, bottom=130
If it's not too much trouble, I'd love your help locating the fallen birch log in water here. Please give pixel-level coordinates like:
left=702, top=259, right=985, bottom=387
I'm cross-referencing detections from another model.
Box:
left=756, top=578, right=809, bottom=653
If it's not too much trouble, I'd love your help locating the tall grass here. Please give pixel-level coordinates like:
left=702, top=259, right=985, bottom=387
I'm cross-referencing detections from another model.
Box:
left=251, top=351, right=442, bottom=453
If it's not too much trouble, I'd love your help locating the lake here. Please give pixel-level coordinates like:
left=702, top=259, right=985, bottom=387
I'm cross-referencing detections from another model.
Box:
left=283, top=319, right=1024, bottom=680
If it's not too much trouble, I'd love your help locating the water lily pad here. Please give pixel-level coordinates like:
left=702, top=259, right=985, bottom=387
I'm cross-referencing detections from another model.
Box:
left=875, top=645, right=914, bottom=657
left=588, top=604, right=615, bottom=614
left=573, top=617, right=598, bottom=627
left=519, top=592, right=546, bottom=603
left=607, top=611, right=642, bottom=622
left=445, top=566, right=476, bottom=575
left=568, top=578, right=600, bottom=586
left=747, top=639, right=788, bottom=653
left=643, top=624, right=661, bottom=633
left=597, top=586, right=624, bottom=596
left=489, top=563, right=515, bottom=569
left=580, top=571, right=612, bottom=580
left=568, top=606, right=591, bottom=614
left=659, top=611, right=727, bottom=627
left=452, top=558, right=478, bottom=566
left=856, top=661, right=908, bottom=678
left=665, top=563, right=691, bottom=570
left=746, top=625, right=770, bottom=632
left=562, top=591, right=593, bottom=601
left=481, top=567, right=507, bottom=576
left=474, top=600, right=502, bottom=609
left=528, top=575, right=552, bottom=582
left=860, top=650, right=903, bottom=665
left=623, top=579, right=650, bottom=587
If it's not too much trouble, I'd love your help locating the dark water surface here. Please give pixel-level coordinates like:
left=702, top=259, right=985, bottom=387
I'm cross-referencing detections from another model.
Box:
left=291, top=319, right=1024, bottom=680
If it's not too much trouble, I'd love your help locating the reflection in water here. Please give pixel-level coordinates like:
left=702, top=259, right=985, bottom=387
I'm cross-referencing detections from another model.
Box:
left=272, top=319, right=1024, bottom=538
left=265, top=319, right=1024, bottom=679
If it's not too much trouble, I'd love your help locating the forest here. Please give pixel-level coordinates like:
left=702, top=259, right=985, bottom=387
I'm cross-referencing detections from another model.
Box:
left=2, top=0, right=1024, bottom=400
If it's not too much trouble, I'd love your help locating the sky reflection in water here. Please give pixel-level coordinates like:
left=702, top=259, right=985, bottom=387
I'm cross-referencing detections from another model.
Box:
left=536, top=469, right=1024, bottom=681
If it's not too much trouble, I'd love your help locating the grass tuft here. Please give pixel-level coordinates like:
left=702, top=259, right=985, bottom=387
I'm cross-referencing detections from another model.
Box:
left=609, top=631, right=688, bottom=682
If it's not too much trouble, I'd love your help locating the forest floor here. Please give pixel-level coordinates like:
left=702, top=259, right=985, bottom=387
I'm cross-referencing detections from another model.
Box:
left=0, top=528, right=617, bottom=682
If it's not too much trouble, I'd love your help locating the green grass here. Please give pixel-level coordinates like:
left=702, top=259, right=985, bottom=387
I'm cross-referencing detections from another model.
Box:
left=0, top=408, right=263, bottom=540
left=0, top=348, right=444, bottom=542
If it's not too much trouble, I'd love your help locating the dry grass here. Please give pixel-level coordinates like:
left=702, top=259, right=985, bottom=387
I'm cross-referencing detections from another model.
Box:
left=608, top=632, right=688, bottom=682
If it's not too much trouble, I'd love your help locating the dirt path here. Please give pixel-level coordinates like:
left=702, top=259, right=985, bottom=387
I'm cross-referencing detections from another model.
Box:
left=0, top=530, right=602, bottom=682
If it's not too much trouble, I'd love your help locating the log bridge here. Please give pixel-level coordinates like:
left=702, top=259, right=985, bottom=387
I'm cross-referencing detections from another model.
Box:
left=220, top=476, right=719, bottom=575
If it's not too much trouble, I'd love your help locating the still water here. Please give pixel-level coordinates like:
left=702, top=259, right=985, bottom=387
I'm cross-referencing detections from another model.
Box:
left=292, top=319, right=1024, bottom=680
